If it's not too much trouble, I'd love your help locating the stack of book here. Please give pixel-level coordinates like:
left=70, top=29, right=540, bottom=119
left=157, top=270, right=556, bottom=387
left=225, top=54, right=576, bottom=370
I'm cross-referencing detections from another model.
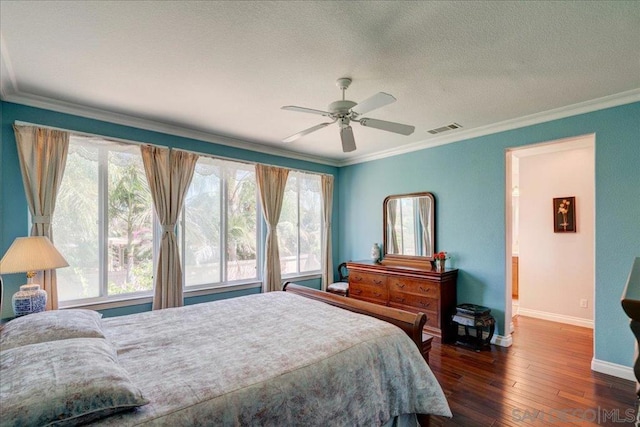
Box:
left=452, top=304, right=492, bottom=327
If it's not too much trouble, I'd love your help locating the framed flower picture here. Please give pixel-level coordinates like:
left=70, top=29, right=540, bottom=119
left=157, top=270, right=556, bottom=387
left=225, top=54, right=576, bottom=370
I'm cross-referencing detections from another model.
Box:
left=553, top=196, right=576, bottom=233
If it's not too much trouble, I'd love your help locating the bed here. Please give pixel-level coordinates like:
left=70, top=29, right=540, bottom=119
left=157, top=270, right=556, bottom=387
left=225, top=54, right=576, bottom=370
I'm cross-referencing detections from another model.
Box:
left=0, top=283, right=451, bottom=426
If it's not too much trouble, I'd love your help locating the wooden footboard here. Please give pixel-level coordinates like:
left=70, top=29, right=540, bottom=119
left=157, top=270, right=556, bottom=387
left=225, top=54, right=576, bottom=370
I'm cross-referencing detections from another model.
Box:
left=283, top=282, right=432, bottom=426
left=282, top=282, right=427, bottom=358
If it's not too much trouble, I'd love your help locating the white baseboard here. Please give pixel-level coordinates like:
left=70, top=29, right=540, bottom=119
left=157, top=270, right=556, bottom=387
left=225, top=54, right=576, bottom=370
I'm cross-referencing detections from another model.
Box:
left=591, top=358, right=635, bottom=382
left=518, top=307, right=594, bottom=329
left=491, top=333, right=513, bottom=347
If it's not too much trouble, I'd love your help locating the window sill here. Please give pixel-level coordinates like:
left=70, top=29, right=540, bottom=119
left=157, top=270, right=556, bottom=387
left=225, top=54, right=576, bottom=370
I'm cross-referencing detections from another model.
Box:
left=60, top=295, right=154, bottom=312
left=59, top=274, right=321, bottom=312
left=60, top=282, right=263, bottom=312
left=281, top=272, right=322, bottom=282
left=184, top=282, right=262, bottom=298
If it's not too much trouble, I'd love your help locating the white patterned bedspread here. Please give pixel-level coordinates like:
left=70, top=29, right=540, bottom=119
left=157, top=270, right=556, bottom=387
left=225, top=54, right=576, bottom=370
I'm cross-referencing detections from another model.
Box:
left=96, top=291, right=451, bottom=426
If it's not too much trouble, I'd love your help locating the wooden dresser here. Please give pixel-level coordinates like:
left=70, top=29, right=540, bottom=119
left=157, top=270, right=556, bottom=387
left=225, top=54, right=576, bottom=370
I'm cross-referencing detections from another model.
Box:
left=346, top=260, right=458, bottom=342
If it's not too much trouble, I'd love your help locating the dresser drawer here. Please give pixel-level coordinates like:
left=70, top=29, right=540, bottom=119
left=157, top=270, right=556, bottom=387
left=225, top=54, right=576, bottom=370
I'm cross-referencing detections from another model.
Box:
left=388, top=277, right=439, bottom=297
left=389, top=293, right=438, bottom=312
left=349, top=282, right=388, bottom=302
left=350, top=271, right=388, bottom=288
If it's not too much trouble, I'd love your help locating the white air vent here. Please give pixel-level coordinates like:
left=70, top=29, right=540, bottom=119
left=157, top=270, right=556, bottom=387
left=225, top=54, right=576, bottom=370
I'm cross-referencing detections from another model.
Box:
left=427, top=123, right=462, bottom=135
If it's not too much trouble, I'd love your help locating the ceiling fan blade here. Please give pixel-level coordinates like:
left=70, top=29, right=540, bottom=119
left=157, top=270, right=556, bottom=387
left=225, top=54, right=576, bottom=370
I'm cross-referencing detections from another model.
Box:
left=359, top=118, right=415, bottom=135
left=351, top=92, right=396, bottom=115
left=282, top=105, right=332, bottom=117
left=340, top=126, right=356, bottom=153
left=283, top=121, right=334, bottom=143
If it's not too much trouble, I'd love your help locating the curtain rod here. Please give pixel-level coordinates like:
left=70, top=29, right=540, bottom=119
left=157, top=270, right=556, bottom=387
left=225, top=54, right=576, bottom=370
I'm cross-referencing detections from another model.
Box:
left=13, top=120, right=333, bottom=178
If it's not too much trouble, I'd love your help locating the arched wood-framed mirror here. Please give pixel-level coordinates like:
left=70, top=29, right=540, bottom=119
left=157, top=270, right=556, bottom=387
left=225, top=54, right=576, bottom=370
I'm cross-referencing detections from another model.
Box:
left=382, top=192, right=435, bottom=267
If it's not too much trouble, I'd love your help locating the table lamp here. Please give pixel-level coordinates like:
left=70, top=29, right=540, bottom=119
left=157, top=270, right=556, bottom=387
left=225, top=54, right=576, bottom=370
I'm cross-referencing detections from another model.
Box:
left=0, top=236, right=69, bottom=316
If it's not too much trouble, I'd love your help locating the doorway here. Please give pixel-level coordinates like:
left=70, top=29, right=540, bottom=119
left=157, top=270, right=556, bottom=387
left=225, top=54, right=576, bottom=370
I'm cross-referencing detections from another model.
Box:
left=505, top=135, right=595, bottom=340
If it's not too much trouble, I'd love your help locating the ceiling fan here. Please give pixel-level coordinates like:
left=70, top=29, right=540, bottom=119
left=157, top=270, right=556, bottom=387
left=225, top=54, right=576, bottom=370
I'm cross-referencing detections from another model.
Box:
left=281, top=78, right=415, bottom=153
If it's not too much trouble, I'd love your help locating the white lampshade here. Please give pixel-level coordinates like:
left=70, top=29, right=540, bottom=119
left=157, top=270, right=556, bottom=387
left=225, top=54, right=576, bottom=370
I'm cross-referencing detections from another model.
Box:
left=0, top=236, right=69, bottom=275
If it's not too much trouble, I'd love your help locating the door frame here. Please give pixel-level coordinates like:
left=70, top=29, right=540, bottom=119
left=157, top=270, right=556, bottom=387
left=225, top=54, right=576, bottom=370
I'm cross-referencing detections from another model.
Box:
left=504, top=134, right=595, bottom=344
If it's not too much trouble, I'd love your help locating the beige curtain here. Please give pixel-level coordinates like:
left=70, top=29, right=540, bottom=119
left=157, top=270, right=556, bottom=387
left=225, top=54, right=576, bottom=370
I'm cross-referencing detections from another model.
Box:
left=141, top=146, right=198, bottom=310
left=13, top=125, right=69, bottom=310
left=417, top=197, right=431, bottom=256
left=387, top=198, right=400, bottom=254
left=255, top=164, right=289, bottom=292
left=321, top=175, right=334, bottom=291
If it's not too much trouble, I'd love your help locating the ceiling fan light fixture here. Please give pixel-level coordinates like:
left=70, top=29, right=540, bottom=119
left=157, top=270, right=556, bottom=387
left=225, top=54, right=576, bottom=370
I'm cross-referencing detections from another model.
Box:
left=280, top=78, right=414, bottom=152
left=338, top=117, right=350, bottom=128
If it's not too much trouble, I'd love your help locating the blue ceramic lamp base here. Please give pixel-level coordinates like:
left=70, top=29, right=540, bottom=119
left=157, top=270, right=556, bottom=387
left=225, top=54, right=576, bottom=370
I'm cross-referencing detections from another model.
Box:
left=12, top=284, right=47, bottom=316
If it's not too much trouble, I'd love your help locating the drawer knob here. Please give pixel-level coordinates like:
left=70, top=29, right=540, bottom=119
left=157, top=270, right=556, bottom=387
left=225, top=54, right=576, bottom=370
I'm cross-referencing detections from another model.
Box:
left=374, top=279, right=383, bottom=285
left=374, top=292, right=382, bottom=297
left=395, top=297, right=406, bottom=303
left=353, top=289, right=362, bottom=295
left=419, top=286, right=431, bottom=293
left=395, top=283, right=405, bottom=289
left=419, top=301, right=431, bottom=308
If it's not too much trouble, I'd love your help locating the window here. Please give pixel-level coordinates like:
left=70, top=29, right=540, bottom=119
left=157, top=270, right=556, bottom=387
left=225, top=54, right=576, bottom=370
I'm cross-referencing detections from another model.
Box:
left=54, top=136, right=155, bottom=303
left=180, top=157, right=259, bottom=288
left=53, top=132, right=321, bottom=305
left=278, top=172, right=322, bottom=276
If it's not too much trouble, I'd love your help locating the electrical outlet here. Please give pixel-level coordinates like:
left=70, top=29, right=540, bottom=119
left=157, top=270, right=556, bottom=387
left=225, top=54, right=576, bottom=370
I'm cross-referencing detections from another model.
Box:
left=580, top=299, right=588, bottom=308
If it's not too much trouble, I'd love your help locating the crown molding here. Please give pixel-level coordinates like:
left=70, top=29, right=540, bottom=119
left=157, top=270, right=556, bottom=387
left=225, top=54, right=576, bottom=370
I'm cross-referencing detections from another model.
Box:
left=337, top=88, right=640, bottom=166
left=4, top=85, right=637, bottom=169
left=0, top=87, right=341, bottom=168
left=0, top=33, right=18, bottom=100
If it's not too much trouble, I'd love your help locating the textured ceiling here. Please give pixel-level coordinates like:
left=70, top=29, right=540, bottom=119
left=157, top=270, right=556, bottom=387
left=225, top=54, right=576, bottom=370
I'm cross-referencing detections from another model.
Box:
left=1, top=1, right=639, bottom=165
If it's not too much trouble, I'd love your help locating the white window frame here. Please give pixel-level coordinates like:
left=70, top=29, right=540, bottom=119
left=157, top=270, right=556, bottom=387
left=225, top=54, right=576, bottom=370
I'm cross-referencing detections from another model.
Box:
left=179, top=157, right=262, bottom=291
left=58, top=136, right=157, bottom=308
left=34, top=122, right=329, bottom=310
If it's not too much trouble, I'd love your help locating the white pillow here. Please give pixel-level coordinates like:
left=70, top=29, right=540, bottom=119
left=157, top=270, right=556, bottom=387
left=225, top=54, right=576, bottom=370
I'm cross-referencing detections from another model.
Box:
left=0, top=338, right=148, bottom=426
left=0, top=309, right=105, bottom=351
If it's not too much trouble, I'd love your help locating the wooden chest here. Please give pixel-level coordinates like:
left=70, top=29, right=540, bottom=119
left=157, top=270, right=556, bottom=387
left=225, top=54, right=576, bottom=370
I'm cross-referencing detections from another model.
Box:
left=347, top=260, right=458, bottom=342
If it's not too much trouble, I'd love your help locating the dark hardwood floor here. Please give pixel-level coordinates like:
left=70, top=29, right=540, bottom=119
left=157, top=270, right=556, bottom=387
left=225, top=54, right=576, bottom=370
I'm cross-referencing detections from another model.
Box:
left=428, top=316, right=637, bottom=426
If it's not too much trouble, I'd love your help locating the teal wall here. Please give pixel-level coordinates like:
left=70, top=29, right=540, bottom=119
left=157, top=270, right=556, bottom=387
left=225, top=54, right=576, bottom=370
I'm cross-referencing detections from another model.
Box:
left=0, top=101, right=333, bottom=318
left=337, top=102, right=640, bottom=367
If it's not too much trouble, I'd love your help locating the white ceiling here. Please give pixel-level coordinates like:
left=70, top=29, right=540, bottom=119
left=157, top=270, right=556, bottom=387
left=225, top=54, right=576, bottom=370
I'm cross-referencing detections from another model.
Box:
left=1, top=1, right=639, bottom=166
